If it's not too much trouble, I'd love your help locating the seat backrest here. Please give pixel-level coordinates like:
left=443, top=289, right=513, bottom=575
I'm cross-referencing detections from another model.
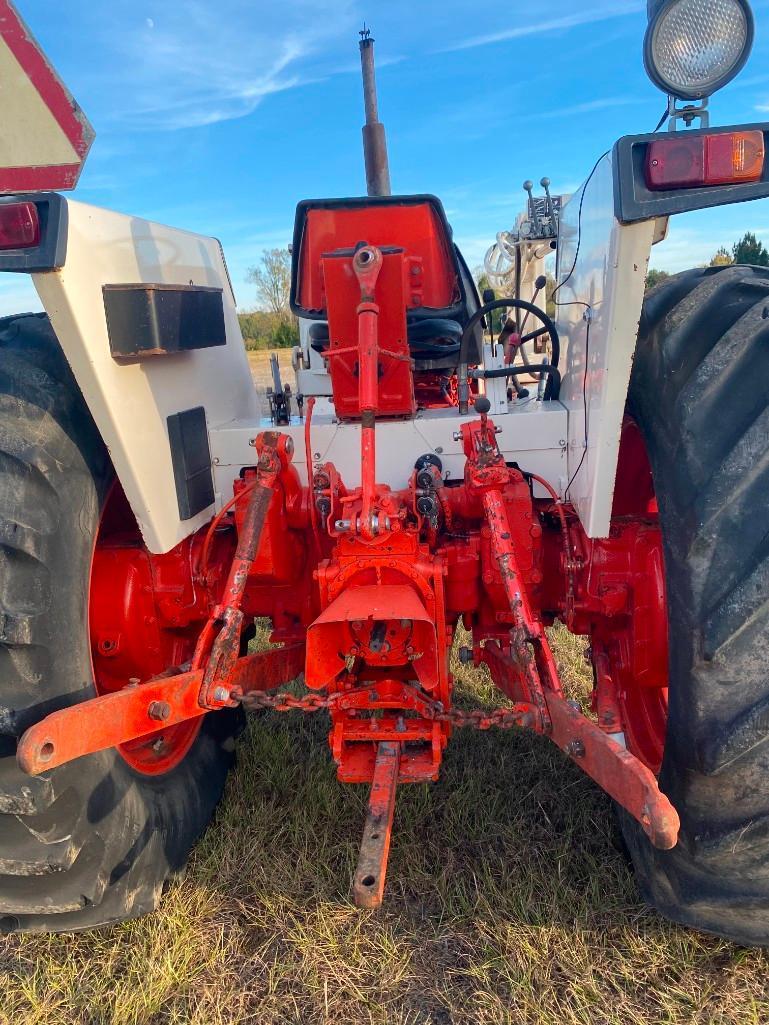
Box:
left=290, top=195, right=461, bottom=318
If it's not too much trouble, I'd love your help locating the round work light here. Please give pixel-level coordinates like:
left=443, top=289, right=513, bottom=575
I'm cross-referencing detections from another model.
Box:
left=644, top=0, right=754, bottom=100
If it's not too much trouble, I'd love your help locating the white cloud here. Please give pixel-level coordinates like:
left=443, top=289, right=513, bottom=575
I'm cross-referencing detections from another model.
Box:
left=515, top=96, right=645, bottom=123
left=436, top=3, right=644, bottom=54
left=91, top=0, right=360, bottom=131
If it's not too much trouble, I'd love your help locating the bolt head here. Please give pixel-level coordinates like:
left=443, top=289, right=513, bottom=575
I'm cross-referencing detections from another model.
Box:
left=148, top=700, right=172, bottom=721
left=213, top=687, right=230, bottom=703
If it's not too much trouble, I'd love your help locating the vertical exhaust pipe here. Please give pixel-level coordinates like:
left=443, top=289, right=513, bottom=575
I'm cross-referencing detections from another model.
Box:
left=359, top=27, right=391, bottom=197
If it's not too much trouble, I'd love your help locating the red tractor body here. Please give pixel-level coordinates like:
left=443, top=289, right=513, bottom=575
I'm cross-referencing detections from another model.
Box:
left=17, top=194, right=677, bottom=905
left=6, top=3, right=769, bottom=945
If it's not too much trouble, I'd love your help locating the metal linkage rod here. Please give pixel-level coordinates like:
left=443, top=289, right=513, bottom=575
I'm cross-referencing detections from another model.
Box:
left=352, top=245, right=384, bottom=538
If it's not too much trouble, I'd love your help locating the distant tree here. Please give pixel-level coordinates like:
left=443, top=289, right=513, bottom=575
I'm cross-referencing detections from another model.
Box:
left=710, top=247, right=733, bottom=266
left=246, top=248, right=292, bottom=318
left=645, top=268, right=670, bottom=290
left=271, top=318, right=299, bottom=348
left=732, top=232, right=769, bottom=267
left=237, top=310, right=298, bottom=350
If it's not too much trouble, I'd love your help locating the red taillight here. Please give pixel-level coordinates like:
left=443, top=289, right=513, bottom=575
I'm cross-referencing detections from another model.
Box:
left=0, top=202, right=40, bottom=250
left=645, top=131, right=765, bottom=191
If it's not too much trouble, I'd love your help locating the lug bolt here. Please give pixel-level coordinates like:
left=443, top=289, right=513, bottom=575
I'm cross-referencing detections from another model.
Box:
left=213, top=687, right=230, bottom=703
left=148, top=700, right=171, bottom=721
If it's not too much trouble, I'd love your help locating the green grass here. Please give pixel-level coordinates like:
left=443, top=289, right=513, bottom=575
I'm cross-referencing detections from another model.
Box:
left=1, top=623, right=768, bottom=1024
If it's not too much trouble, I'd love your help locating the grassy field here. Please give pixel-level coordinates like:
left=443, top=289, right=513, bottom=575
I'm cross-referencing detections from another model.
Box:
left=1, top=355, right=768, bottom=1024
left=247, top=349, right=292, bottom=407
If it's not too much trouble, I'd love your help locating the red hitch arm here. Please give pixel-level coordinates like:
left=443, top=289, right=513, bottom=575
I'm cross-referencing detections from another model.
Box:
left=17, top=644, right=305, bottom=776
left=545, top=691, right=680, bottom=849
left=470, top=415, right=680, bottom=851
left=199, top=434, right=287, bottom=707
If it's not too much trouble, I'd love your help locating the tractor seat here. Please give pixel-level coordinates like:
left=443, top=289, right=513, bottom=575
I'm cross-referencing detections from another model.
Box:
left=308, top=317, right=462, bottom=361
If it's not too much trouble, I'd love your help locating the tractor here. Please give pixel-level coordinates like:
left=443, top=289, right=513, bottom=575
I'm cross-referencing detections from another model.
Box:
left=0, top=0, right=768, bottom=946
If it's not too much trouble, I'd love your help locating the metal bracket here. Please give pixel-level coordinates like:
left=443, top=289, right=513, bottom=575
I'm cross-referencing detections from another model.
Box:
left=667, top=94, right=709, bottom=130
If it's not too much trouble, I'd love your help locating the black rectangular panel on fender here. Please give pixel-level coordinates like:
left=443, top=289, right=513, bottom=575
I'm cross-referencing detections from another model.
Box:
left=103, top=284, right=226, bottom=359
left=167, top=406, right=214, bottom=520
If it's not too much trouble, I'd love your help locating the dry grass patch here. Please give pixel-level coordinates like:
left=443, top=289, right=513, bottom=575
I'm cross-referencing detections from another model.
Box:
left=1, top=624, right=769, bottom=1024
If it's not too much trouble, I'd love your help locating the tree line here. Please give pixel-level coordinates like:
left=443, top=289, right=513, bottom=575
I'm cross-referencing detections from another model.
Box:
left=646, top=231, right=769, bottom=290
left=238, top=247, right=299, bottom=350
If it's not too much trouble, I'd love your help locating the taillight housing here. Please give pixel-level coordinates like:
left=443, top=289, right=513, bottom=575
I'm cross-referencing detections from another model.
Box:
left=645, top=131, right=765, bottom=190
left=0, top=201, right=41, bottom=250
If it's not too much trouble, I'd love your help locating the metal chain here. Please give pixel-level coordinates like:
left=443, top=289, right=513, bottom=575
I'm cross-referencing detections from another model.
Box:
left=234, top=688, right=534, bottom=731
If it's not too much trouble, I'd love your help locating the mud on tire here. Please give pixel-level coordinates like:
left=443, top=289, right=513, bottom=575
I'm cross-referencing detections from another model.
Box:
left=621, top=265, right=769, bottom=945
left=0, top=313, right=237, bottom=933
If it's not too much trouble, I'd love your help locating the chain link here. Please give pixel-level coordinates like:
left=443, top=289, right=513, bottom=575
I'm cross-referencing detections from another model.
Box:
left=234, top=688, right=534, bottom=731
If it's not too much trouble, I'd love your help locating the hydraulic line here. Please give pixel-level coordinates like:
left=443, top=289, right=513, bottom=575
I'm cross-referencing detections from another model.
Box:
left=305, top=396, right=323, bottom=552
left=526, top=470, right=576, bottom=624
left=199, top=478, right=258, bottom=579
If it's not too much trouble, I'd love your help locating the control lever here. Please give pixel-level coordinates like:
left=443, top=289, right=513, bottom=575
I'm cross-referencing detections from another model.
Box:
left=522, top=179, right=542, bottom=236
left=540, top=176, right=556, bottom=229
left=267, top=354, right=291, bottom=425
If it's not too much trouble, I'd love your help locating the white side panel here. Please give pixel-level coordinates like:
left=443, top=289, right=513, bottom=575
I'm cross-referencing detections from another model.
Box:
left=33, top=199, right=258, bottom=554
left=555, top=154, right=655, bottom=538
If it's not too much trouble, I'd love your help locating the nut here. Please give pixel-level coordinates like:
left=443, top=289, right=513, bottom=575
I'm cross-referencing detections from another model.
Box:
left=565, top=738, right=586, bottom=758
left=148, top=700, right=171, bottom=721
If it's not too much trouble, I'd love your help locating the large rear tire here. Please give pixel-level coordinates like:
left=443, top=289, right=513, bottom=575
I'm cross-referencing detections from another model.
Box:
left=0, top=313, right=237, bottom=933
left=621, top=265, right=769, bottom=945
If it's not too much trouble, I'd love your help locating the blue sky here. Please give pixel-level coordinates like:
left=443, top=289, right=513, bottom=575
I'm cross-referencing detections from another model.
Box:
left=3, top=0, right=769, bottom=316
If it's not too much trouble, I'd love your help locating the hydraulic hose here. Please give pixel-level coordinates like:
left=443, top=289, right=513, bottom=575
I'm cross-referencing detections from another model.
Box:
left=458, top=298, right=561, bottom=412
left=469, top=363, right=561, bottom=398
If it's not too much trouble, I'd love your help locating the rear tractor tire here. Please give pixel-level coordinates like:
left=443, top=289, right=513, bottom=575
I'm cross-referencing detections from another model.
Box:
left=0, top=313, right=238, bottom=933
left=620, top=264, right=769, bottom=945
